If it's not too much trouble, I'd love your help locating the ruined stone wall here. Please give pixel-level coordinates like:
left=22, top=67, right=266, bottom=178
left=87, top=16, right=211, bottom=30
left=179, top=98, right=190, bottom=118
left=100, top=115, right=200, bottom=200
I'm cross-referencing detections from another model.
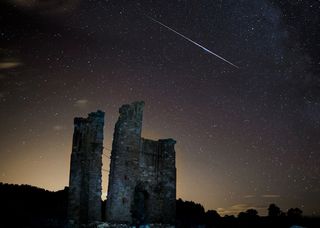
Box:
left=68, top=110, right=104, bottom=226
left=157, top=139, right=176, bottom=224
left=106, top=101, right=144, bottom=223
left=105, top=101, right=176, bottom=225
left=140, top=138, right=176, bottom=224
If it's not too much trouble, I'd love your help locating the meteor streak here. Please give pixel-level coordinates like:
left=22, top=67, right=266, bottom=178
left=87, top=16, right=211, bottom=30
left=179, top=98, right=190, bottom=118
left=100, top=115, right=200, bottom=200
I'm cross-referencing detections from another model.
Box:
left=147, top=16, right=239, bottom=69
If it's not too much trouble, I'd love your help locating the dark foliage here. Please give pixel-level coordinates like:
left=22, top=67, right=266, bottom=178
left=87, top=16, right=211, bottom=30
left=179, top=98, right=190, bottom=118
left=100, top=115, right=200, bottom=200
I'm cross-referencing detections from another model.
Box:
left=176, top=200, right=320, bottom=228
left=0, top=182, right=68, bottom=228
left=0, top=183, right=319, bottom=228
left=176, top=198, right=206, bottom=227
left=268, top=203, right=282, bottom=217
left=288, top=208, right=303, bottom=218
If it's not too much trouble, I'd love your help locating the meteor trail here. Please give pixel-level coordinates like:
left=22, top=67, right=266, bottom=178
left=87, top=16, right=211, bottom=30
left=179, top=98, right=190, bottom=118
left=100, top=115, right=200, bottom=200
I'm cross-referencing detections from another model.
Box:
left=147, top=16, right=239, bottom=69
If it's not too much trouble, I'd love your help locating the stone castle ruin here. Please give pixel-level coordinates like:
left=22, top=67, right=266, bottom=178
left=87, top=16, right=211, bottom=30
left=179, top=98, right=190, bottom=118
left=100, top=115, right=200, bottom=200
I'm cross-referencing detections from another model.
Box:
left=68, top=110, right=105, bottom=225
left=68, top=101, right=176, bottom=227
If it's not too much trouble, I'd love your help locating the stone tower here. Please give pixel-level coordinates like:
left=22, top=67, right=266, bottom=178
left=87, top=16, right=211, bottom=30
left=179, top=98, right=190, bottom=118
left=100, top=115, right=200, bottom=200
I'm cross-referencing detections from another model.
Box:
left=106, top=101, right=176, bottom=225
left=68, top=110, right=105, bottom=226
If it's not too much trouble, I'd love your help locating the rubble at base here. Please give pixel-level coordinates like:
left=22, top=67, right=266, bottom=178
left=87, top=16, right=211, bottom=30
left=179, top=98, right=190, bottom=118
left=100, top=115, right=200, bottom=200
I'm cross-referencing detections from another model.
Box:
left=84, top=222, right=174, bottom=228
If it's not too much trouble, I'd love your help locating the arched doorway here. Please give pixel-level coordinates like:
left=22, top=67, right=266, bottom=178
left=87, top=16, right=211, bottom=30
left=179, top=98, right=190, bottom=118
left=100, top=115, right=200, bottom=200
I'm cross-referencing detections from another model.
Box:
left=132, top=183, right=149, bottom=225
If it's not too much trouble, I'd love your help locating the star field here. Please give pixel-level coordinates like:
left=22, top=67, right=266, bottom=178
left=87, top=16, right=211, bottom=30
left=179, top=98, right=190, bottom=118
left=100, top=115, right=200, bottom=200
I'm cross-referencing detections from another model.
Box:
left=0, top=0, right=320, bottom=216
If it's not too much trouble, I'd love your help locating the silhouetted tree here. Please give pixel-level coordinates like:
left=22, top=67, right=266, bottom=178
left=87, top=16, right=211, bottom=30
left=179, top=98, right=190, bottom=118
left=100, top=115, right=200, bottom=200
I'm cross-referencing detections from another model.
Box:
left=246, top=209, right=259, bottom=217
left=0, top=182, right=68, bottom=227
left=176, top=198, right=205, bottom=227
left=222, top=215, right=237, bottom=224
left=268, top=203, right=281, bottom=217
left=280, top=211, right=286, bottom=217
left=287, top=208, right=303, bottom=218
left=206, top=210, right=220, bottom=219
left=238, top=209, right=259, bottom=220
left=238, top=211, right=247, bottom=219
left=237, top=209, right=260, bottom=228
left=205, top=210, right=221, bottom=226
left=2, top=183, right=320, bottom=228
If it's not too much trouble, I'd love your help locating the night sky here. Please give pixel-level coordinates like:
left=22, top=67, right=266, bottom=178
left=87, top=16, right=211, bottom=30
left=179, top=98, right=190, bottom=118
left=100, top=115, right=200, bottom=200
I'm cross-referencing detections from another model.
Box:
left=1, top=0, right=320, bottom=216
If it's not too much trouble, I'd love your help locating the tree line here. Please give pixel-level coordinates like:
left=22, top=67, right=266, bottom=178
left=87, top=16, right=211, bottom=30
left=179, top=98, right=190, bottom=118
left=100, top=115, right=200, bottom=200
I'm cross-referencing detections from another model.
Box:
left=177, top=199, right=318, bottom=228
left=0, top=183, right=319, bottom=228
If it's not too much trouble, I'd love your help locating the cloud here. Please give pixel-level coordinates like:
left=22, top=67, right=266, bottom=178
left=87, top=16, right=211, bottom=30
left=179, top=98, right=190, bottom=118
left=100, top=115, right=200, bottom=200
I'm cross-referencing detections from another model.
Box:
left=261, top=194, right=281, bottom=198
left=244, top=194, right=281, bottom=199
left=74, top=99, right=89, bottom=108
left=244, top=195, right=256, bottom=198
left=0, top=61, right=22, bottom=70
left=217, top=203, right=268, bottom=216
left=53, top=125, right=65, bottom=131
left=217, top=204, right=252, bottom=216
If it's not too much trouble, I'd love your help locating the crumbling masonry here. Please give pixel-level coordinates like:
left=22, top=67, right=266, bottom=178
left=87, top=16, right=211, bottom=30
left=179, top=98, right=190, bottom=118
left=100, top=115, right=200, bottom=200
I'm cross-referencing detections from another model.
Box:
left=106, top=101, right=176, bottom=224
left=68, top=111, right=104, bottom=226
left=68, top=102, right=176, bottom=226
